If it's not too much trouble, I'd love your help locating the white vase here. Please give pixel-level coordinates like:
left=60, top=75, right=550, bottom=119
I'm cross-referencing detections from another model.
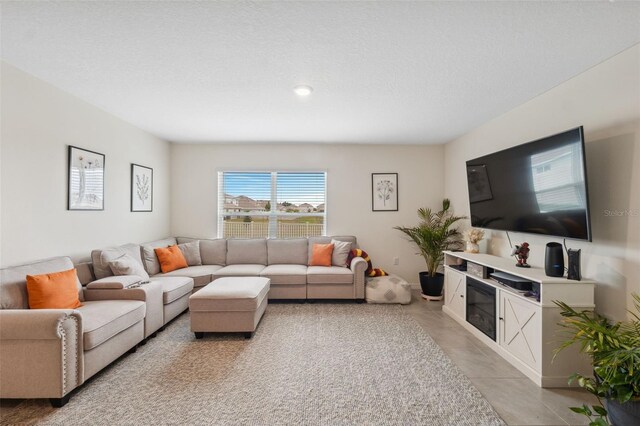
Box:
left=465, top=242, right=480, bottom=253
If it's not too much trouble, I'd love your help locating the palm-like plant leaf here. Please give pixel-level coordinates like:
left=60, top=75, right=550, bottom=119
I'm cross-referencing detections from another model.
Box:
left=554, top=295, right=640, bottom=404
left=394, top=199, right=466, bottom=277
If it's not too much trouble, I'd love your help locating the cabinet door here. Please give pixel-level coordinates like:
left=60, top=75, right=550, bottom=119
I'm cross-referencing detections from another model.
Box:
left=499, top=291, right=541, bottom=372
left=445, top=268, right=465, bottom=319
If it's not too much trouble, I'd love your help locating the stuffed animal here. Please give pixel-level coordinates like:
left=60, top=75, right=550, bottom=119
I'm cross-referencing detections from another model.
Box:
left=347, top=249, right=387, bottom=277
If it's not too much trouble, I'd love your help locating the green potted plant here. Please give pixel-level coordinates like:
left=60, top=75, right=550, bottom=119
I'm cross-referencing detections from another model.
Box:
left=394, top=199, right=465, bottom=300
left=554, top=294, right=640, bottom=426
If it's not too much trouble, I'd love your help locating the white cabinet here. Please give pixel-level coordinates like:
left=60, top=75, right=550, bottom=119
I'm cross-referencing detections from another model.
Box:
left=441, top=251, right=595, bottom=388
left=444, top=268, right=465, bottom=320
left=499, top=291, right=541, bottom=371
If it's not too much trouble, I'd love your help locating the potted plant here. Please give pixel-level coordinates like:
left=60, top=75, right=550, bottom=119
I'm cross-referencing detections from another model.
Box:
left=554, top=295, right=640, bottom=426
left=394, top=199, right=465, bottom=300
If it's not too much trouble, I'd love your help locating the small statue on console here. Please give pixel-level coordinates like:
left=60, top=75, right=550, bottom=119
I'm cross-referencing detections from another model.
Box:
left=511, top=242, right=531, bottom=268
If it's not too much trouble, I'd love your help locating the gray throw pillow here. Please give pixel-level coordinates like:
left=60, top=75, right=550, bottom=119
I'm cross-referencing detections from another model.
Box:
left=178, top=240, right=202, bottom=266
left=108, top=253, right=150, bottom=281
left=331, top=239, right=351, bottom=267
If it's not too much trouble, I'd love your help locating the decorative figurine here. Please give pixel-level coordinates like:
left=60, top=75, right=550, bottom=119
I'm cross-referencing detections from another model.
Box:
left=511, top=242, right=531, bottom=268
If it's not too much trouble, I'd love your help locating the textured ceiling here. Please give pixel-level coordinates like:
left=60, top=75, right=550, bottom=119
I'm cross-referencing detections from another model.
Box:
left=2, top=1, right=639, bottom=144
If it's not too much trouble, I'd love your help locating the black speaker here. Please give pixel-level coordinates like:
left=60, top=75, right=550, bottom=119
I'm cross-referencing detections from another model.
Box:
left=545, top=243, right=564, bottom=277
left=567, top=249, right=582, bottom=281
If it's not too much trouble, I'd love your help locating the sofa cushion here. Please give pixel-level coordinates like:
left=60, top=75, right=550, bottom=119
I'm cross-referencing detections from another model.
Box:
left=331, top=239, right=352, bottom=267
left=178, top=241, right=202, bottom=266
left=307, top=266, right=354, bottom=284
left=177, top=237, right=227, bottom=266
left=310, top=244, right=333, bottom=267
left=77, top=300, right=146, bottom=350
left=307, top=236, right=356, bottom=265
left=260, top=264, right=307, bottom=285
left=1, top=256, right=83, bottom=309
left=226, top=239, right=267, bottom=265
left=154, top=265, right=221, bottom=288
left=140, top=237, right=178, bottom=275
left=92, top=244, right=143, bottom=279
left=26, top=268, right=83, bottom=309
left=155, top=245, right=188, bottom=273
left=151, top=276, right=195, bottom=304
left=108, top=253, right=150, bottom=281
left=213, top=264, right=265, bottom=278
left=267, top=239, right=308, bottom=265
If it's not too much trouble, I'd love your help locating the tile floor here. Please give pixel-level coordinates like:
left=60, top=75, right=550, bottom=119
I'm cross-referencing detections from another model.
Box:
left=402, top=290, right=599, bottom=426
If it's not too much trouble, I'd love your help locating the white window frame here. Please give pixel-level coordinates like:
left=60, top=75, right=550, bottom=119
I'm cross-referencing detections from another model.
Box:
left=217, top=170, right=327, bottom=238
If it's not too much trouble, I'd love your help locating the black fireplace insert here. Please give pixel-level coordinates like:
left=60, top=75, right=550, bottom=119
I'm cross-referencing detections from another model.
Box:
left=466, top=277, right=496, bottom=341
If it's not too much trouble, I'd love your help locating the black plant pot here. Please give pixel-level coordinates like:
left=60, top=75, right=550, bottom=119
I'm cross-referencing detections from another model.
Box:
left=606, top=398, right=640, bottom=426
left=419, top=272, right=444, bottom=299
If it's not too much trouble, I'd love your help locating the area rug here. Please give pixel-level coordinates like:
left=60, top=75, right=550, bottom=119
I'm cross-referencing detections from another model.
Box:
left=1, top=304, right=504, bottom=425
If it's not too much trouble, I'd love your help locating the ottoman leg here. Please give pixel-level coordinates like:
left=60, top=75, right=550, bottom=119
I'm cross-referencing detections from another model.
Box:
left=244, top=332, right=254, bottom=339
left=194, top=332, right=204, bottom=339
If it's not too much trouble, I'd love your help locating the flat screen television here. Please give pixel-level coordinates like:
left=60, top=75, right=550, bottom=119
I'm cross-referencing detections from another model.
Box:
left=466, top=126, right=592, bottom=241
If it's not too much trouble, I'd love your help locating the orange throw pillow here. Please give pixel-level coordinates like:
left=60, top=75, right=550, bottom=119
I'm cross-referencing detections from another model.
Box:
left=155, top=245, right=188, bottom=273
left=26, top=268, right=82, bottom=309
left=310, top=243, right=334, bottom=267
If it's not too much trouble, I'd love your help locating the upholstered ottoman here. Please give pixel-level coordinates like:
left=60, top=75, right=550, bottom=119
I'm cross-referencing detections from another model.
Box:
left=189, top=277, right=270, bottom=339
left=365, top=274, right=412, bottom=304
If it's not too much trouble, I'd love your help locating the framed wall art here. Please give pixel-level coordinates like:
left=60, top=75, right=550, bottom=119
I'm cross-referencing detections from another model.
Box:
left=372, top=173, right=398, bottom=212
left=68, top=145, right=105, bottom=210
left=131, top=164, right=153, bottom=212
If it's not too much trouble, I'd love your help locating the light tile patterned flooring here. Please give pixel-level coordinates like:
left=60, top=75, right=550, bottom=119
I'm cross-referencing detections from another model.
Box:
left=402, top=290, right=598, bottom=426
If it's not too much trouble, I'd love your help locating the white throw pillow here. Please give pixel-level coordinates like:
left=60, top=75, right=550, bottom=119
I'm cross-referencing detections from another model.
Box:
left=108, top=253, right=150, bottom=281
left=331, top=239, right=352, bottom=268
left=178, top=240, right=202, bottom=266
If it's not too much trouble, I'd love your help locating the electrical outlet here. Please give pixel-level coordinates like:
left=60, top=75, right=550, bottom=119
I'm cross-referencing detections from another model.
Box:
left=393, top=257, right=399, bottom=265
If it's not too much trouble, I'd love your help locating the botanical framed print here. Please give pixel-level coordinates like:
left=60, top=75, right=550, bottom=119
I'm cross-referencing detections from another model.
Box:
left=372, top=173, right=398, bottom=211
left=68, top=145, right=105, bottom=210
left=131, top=164, right=153, bottom=212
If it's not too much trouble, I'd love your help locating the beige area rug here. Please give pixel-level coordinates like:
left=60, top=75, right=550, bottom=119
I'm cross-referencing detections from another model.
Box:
left=1, top=304, right=505, bottom=425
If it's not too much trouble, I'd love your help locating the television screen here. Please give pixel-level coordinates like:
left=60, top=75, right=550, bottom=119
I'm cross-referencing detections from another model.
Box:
left=466, top=127, right=591, bottom=241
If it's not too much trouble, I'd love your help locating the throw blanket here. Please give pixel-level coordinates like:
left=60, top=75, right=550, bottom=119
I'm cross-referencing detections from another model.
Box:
left=347, top=249, right=388, bottom=277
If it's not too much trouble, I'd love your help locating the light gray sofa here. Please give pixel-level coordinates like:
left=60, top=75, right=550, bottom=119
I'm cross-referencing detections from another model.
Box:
left=0, top=235, right=365, bottom=407
left=140, top=236, right=367, bottom=300
left=0, top=256, right=146, bottom=407
left=89, top=243, right=194, bottom=337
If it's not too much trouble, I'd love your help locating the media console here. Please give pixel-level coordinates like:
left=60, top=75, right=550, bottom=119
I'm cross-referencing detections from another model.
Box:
left=442, top=251, right=595, bottom=388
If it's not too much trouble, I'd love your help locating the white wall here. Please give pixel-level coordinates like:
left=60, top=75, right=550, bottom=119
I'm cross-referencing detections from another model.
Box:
left=170, top=143, right=445, bottom=281
left=0, top=62, right=172, bottom=267
left=445, top=44, right=640, bottom=320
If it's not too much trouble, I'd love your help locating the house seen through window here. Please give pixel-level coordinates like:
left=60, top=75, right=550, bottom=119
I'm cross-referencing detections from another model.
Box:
left=217, top=172, right=326, bottom=238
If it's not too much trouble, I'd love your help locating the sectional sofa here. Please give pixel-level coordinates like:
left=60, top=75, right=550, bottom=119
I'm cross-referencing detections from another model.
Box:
left=0, top=236, right=366, bottom=406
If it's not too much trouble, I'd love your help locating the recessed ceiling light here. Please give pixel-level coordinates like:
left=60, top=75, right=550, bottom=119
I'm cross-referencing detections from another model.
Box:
left=294, top=85, right=313, bottom=96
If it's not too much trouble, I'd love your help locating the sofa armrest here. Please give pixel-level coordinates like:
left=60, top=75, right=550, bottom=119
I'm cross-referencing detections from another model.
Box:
left=86, top=275, right=143, bottom=289
left=350, top=257, right=368, bottom=299
left=0, top=309, right=84, bottom=398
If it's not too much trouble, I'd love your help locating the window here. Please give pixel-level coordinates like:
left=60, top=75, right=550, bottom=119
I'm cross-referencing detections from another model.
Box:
left=218, top=171, right=326, bottom=238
